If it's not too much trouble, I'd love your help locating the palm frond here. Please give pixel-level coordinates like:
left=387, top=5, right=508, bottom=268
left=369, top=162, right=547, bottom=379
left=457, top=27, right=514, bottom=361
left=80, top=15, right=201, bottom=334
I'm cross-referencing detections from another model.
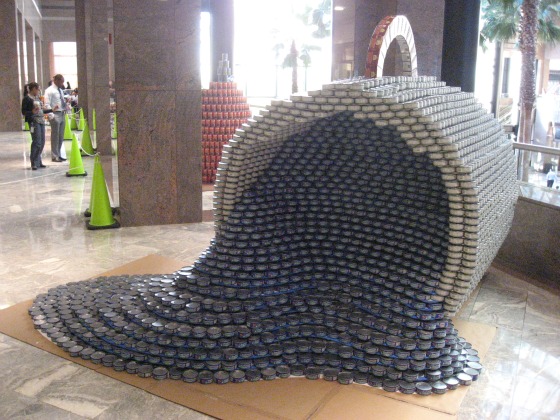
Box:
left=481, top=0, right=520, bottom=43
left=481, top=0, right=560, bottom=45
left=538, top=18, right=560, bottom=44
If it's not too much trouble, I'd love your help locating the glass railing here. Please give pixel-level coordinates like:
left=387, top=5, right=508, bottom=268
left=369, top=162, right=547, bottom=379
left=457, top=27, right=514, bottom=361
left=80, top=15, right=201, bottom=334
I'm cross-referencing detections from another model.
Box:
left=512, top=142, right=560, bottom=207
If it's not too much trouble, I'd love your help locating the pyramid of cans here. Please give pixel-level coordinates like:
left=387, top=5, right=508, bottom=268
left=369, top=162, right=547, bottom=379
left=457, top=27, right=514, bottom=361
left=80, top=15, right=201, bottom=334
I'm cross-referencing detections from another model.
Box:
left=202, top=82, right=252, bottom=184
left=30, top=76, right=517, bottom=394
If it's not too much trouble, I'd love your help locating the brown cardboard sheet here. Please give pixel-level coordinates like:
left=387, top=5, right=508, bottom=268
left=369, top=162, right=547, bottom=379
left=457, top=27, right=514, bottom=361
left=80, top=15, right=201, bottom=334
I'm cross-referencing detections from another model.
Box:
left=0, top=254, right=497, bottom=420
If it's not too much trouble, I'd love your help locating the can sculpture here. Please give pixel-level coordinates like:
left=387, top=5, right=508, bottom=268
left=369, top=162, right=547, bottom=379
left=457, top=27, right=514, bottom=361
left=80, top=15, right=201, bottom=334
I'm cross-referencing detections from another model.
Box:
left=29, top=16, right=517, bottom=395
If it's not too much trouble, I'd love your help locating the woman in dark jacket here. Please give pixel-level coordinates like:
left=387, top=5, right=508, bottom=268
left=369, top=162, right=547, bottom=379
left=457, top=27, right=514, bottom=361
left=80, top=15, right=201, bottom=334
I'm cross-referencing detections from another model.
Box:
left=22, top=82, right=57, bottom=170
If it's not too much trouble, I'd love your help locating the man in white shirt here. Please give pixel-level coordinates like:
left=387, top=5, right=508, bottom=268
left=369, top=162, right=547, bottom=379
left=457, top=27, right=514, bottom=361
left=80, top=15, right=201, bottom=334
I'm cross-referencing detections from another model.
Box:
left=45, top=74, right=68, bottom=162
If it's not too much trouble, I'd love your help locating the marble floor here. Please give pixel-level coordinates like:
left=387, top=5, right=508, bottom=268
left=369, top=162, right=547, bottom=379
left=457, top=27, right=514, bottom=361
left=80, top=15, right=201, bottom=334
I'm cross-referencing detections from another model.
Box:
left=0, top=130, right=559, bottom=419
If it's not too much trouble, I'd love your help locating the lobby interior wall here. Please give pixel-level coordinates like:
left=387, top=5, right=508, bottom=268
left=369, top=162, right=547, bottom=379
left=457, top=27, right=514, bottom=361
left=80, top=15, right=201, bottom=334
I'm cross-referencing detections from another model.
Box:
left=350, top=0, right=445, bottom=78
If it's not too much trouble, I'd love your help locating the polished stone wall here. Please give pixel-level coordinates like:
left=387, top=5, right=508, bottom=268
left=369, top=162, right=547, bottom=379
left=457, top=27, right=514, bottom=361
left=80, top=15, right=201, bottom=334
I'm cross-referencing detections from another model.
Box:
left=1, top=1, right=45, bottom=131
left=25, top=22, right=35, bottom=83
left=337, top=0, right=445, bottom=79
left=496, top=198, right=560, bottom=286
left=0, top=1, right=22, bottom=131
left=113, top=0, right=202, bottom=226
left=75, top=0, right=90, bottom=121
left=91, top=0, right=111, bottom=157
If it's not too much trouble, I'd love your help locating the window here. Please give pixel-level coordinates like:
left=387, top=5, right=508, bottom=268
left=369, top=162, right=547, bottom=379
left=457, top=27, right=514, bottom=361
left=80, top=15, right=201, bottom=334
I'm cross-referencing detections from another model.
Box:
left=234, top=0, right=332, bottom=99
left=52, top=42, right=77, bottom=88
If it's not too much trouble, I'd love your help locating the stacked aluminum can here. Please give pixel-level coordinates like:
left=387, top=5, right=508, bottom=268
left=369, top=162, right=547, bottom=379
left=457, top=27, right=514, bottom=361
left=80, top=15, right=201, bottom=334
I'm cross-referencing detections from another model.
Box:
left=31, top=76, right=517, bottom=395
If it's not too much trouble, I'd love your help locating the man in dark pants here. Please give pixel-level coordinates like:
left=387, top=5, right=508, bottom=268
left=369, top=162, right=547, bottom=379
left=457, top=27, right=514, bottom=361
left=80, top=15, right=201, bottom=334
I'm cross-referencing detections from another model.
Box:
left=44, top=74, right=68, bottom=162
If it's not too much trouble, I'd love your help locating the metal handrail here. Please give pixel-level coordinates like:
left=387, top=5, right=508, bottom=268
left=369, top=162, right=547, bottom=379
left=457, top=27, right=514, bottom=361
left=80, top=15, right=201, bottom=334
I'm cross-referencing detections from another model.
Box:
left=512, top=141, right=560, bottom=156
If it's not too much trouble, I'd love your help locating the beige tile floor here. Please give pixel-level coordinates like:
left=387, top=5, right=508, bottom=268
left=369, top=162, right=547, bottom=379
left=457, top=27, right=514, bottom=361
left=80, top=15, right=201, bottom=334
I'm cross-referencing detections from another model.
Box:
left=0, top=130, right=559, bottom=419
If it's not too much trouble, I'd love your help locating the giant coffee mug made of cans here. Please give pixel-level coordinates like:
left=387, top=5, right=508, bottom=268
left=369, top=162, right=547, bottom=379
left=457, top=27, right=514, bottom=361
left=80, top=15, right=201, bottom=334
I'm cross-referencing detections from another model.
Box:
left=29, top=16, right=517, bottom=395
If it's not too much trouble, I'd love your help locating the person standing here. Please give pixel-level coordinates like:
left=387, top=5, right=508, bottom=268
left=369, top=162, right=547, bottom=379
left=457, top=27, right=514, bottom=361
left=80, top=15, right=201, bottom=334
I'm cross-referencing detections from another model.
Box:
left=546, top=168, right=557, bottom=188
left=21, top=82, right=58, bottom=170
left=45, top=74, right=68, bottom=162
left=70, top=88, right=79, bottom=113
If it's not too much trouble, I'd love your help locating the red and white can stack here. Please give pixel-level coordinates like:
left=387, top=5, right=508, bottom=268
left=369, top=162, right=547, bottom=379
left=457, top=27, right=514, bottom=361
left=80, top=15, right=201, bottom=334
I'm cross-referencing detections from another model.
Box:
left=202, top=82, right=252, bottom=184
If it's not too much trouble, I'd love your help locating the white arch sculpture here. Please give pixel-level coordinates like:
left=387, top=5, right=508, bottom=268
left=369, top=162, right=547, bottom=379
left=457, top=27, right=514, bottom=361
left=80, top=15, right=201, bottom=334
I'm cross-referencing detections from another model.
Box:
left=365, top=15, right=418, bottom=78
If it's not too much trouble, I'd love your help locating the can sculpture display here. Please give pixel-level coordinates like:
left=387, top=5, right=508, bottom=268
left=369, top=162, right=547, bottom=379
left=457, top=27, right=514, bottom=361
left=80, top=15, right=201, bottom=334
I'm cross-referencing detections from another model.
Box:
left=29, top=16, right=517, bottom=395
left=202, top=81, right=252, bottom=184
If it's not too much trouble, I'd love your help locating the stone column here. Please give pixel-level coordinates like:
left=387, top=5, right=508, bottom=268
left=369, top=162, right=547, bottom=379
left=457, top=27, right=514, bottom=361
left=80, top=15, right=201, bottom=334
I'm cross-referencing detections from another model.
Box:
left=91, top=0, right=111, bottom=156
left=0, top=0, right=22, bottom=131
left=41, top=38, right=50, bottom=86
left=113, top=0, right=202, bottom=226
left=36, top=34, right=43, bottom=87
left=75, top=0, right=91, bottom=121
left=25, top=22, right=35, bottom=83
left=441, top=0, right=481, bottom=92
left=90, top=0, right=114, bottom=200
left=18, top=10, right=27, bottom=86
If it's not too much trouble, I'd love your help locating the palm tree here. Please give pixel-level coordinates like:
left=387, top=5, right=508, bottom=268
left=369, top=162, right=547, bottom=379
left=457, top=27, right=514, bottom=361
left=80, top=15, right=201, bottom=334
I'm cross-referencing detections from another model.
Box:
left=283, top=40, right=299, bottom=94
left=280, top=1, right=332, bottom=95
left=273, top=42, right=285, bottom=97
left=300, top=45, right=321, bottom=91
left=518, top=0, right=539, bottom=145
left=480, top=0, right=560, bottom=144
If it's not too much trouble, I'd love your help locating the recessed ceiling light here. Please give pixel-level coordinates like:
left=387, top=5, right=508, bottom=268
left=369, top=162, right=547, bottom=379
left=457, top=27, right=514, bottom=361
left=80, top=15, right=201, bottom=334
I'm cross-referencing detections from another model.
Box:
left=334, top=6, right=345, bottom=11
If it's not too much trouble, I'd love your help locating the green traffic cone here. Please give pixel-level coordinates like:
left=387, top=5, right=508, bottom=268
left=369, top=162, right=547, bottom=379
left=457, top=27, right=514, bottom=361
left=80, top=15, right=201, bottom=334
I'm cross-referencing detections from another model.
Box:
left=84, top=161, right=97, bottom=217
left=112, top=113, right=117, bottom=139
left=63, top=114, right=73, bottom=140
left=70, top=110, right=78, bottom=130
left=78, top=108, right=85, bottom=131
left=23, top=121, right=30, bottom=131
left=66, top=133, right=87, bottom=177
left=86, top=155, right=119, bottom=230
left=80, top=120, right=95, bottom=155
left=92, top=109, right=97, bottom=131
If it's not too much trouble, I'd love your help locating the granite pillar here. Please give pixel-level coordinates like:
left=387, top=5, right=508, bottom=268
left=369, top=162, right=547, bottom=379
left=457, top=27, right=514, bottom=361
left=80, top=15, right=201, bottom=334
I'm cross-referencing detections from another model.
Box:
left=91, top=0, right=111, bottom=157
left=25, top=22, right=35, bottom=83
left=351, top=0, right=445, bottom=78
left=113, top=0, right=202, bottom=226
left=35, top=34, right=43, bottom=87
left=91, top=0, right=114, bottom=200
left=441, top=0, right=481, bottom=92
left=41, top=38, right=50, bottom=86
left=75, top=0, right=91, bottom=122
left=17, top=10, right=26, bottom=86
left=0, top=1, right=22, bottom=131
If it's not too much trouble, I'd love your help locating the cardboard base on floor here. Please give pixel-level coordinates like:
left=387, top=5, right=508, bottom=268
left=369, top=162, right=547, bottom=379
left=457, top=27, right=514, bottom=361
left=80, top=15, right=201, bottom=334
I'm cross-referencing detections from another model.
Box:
left=0, top=254, right=496, bottom=420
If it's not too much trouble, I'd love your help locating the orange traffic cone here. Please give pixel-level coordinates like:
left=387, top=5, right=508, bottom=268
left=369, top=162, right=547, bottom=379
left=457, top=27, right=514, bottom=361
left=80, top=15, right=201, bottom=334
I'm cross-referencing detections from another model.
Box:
left=66, top=133, right=87, bottom=177
left=86, top=155, right=119, bottom=230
